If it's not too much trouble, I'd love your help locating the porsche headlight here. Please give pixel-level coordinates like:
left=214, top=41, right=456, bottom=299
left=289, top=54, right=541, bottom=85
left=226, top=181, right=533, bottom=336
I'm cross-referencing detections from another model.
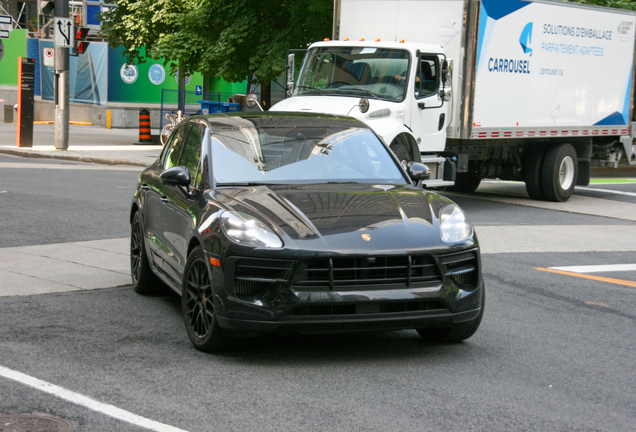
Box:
left=439, top=204, right=473, bottom=243
left=220, top=211, right=283, bottom=248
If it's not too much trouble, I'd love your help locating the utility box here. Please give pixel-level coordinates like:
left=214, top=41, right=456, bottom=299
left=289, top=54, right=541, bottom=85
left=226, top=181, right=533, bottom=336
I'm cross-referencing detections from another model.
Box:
left=3, top=105, right=13, bottom=123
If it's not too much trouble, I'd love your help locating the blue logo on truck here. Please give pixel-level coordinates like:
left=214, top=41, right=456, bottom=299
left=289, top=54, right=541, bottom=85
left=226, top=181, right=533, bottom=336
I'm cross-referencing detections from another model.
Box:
left=519, top=22, right=533, bottom=56
left=487, top=21, right=533, bottom=74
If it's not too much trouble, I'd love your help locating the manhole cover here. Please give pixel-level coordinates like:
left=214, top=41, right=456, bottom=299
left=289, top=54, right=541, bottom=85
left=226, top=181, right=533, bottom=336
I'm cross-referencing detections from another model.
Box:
left=0, top=414, right=74, bottom=432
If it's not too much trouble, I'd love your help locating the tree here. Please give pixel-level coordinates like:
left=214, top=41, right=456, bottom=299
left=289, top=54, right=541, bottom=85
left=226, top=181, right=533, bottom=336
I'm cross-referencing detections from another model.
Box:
left=567, top=0, right=636, bottom=10
left=101, top=0, right=333, bottom=108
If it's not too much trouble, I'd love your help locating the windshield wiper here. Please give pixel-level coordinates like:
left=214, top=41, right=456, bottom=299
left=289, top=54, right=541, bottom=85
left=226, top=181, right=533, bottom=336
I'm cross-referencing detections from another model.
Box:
left=296, top=85, right=326, bottom=95
left=337, top=86, right=381, bottom=98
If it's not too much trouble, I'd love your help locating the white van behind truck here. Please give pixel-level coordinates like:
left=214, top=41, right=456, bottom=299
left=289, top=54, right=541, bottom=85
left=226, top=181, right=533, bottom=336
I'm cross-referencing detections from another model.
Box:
left=271, top=0, right=636, bottom=201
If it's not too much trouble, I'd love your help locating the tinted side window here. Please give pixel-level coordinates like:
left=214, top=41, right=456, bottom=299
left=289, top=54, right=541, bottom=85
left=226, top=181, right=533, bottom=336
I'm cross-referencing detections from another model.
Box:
left=162, top=125, right=191, bottom=170
left=179, top=124, right=202, bottom=188
left=415, top=56, right=439, bottom=99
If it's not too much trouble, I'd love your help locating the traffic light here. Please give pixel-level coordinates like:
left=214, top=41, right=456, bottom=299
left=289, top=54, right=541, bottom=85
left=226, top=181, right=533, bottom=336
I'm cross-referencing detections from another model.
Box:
left=40, top=0, right=55, bottom=15
left=73, top=27, right=90, bottom=54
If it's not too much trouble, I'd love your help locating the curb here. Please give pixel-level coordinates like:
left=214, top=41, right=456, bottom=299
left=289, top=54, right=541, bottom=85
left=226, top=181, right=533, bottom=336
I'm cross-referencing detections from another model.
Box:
left=0, top=147, right=149, bottom=167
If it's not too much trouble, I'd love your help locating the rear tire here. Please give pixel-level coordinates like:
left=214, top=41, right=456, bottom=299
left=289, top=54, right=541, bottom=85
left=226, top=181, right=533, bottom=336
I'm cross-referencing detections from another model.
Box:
left=541, top=143, right=577, bottom=202
left=417, top=289, right=484, bottom=343
left=130, top=212, right=162, bottom=295
left=524, top=144, right=548, bottom=200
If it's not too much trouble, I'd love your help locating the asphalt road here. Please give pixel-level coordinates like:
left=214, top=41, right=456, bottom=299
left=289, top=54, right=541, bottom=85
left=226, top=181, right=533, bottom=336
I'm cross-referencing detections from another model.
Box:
left=1, top=154, right=635, bottom=431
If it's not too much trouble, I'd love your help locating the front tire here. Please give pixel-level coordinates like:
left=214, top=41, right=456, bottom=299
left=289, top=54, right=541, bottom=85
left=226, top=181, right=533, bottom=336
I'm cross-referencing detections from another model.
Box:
left=390, top=140, right=412, bottom=165
left=130, top=212, right=162, bottom=295
left=182, top=246, right=227, bottom=352
left=417, top=289, right=484, bottom=343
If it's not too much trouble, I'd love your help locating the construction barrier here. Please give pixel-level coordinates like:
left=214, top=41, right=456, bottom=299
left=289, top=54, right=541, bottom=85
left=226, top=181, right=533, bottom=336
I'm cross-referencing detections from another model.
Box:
left=138, top=108, right=151, bottom=143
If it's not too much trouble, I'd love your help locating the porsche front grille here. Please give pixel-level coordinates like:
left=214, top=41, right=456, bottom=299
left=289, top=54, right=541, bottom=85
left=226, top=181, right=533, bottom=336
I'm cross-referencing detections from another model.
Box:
left=440, top=250, right=479, bottom=289
left=233, top=258, right=293, bottom=296
left=293, top=255, right=442, bottom=290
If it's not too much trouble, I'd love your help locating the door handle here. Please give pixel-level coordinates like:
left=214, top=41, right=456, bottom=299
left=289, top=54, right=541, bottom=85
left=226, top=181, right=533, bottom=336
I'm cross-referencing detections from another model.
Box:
left=140, top=183, right=151, bottom=190
left=161, top=196, right=170, bottom=203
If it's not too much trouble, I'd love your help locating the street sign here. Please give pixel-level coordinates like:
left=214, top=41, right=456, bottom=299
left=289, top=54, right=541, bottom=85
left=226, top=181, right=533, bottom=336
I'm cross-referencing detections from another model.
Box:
left=0, top=15, right=11, bottom=39
left=54, top=17, right=74, bottom=48
left=43, top=48, right=54, bottom=67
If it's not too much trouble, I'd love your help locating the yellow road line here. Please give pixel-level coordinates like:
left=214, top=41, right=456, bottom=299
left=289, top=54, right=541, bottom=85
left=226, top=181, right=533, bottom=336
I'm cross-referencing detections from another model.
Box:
left=536, top=267, right=636, bottom=288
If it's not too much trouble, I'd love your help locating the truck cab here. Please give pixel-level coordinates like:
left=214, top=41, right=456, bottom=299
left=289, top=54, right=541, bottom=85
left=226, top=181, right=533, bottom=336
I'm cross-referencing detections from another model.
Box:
left=270, top=41, right=454, bottom=187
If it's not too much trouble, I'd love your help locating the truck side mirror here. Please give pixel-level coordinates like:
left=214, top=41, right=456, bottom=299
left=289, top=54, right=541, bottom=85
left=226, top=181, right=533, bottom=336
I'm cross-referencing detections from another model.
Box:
left=440, top=58, right=453, bottom=102
left=286, top=53, right=295, bottom=98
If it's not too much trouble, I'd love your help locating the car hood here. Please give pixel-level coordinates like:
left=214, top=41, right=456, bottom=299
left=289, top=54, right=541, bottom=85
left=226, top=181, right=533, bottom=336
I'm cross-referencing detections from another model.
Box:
left=271, top=96, right=402, bottom=120
left=214, top=183, right=473, bottom=253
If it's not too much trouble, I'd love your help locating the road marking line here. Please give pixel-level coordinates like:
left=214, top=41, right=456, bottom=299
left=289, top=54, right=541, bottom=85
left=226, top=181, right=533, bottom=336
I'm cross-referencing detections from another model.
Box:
left=0, top=365, right=190, bottom=432
left=585, top=301, right=609, bottom=307
left=536, top=268, right=636, bottom=288
left=549, top=264, right=636, bottom=273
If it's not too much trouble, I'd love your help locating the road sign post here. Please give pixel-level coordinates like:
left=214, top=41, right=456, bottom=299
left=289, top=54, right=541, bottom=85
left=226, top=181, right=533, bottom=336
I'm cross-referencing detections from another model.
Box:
left=54, top=0, right=70, bottom=150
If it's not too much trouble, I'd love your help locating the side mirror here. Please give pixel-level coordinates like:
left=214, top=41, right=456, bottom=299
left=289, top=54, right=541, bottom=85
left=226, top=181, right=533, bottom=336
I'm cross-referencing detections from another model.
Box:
left=286, top=53, right=295, bottom=98
left=246, top=94, right=264, bottom=111
left=407, top=162, right=431, bottom=182
left=440, top=58, right=453, bottom=102
left=160, top=166, right=191, bottom=186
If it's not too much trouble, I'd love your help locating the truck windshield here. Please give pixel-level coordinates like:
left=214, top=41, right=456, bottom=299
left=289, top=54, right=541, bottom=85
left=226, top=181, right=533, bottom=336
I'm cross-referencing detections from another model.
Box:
left=295, top=47, right=411, bottom=102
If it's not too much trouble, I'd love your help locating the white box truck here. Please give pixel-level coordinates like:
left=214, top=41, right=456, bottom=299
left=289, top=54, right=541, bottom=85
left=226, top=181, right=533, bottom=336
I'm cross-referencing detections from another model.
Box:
left=270, top=0, right=636, bottom=201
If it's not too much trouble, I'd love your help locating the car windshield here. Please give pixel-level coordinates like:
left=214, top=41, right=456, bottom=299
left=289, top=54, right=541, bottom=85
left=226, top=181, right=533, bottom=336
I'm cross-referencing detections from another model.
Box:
left=211, top=121, right=406, bottom=186
left=295, top=47, right=411, bottom=102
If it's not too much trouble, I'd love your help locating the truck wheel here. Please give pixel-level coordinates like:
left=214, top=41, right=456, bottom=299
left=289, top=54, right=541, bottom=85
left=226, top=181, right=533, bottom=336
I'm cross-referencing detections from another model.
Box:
left=524, top=144, right=548, bottom=200
left=542, top=143, right=578, bottom=202
left=446, top=173, right=481, bottom=193
left=390, top=140, right=412, bottom=165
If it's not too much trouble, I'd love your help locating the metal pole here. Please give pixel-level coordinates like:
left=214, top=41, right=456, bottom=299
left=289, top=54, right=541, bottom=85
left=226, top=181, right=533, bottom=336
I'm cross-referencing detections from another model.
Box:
left=178, top=60, right=186, bottom=114
left=54, top=0, right=69, bottom=150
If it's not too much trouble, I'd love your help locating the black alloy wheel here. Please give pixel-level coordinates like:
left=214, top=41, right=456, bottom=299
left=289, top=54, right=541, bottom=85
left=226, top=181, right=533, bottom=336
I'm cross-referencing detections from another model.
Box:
left=182, top=246, right=227, bottom=352
left=130, top=212, right=161, bottom=294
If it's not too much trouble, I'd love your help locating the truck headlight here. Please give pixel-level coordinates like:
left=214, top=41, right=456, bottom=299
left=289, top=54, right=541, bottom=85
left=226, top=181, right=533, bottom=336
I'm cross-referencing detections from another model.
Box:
left=220, top=211, right=283, bottom=248
left=439, top=204, right=473, bottom=243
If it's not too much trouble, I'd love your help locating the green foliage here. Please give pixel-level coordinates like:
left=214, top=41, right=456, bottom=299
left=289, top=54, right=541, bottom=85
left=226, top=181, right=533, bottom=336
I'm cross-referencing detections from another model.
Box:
left=567, top=0, right=636, bottom=11
left=101, top=0, right=332, bottom=83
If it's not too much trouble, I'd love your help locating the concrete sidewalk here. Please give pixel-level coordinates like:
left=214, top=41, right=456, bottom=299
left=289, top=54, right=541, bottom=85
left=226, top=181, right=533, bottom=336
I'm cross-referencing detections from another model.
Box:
left=0, top=123, right=162, bottom=167
left=0, top=239, right=131, bottom=297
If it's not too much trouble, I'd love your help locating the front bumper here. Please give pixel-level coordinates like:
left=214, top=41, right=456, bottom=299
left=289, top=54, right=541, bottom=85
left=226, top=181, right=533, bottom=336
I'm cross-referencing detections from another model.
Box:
left=216, top=305, right=481, bottom=335
left=209, top=247, right=484, bottom=335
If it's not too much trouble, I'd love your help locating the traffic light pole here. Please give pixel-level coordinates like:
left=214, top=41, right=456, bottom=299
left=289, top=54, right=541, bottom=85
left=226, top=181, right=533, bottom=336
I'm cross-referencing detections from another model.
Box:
left=54, top=0, right=69, bottom=150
